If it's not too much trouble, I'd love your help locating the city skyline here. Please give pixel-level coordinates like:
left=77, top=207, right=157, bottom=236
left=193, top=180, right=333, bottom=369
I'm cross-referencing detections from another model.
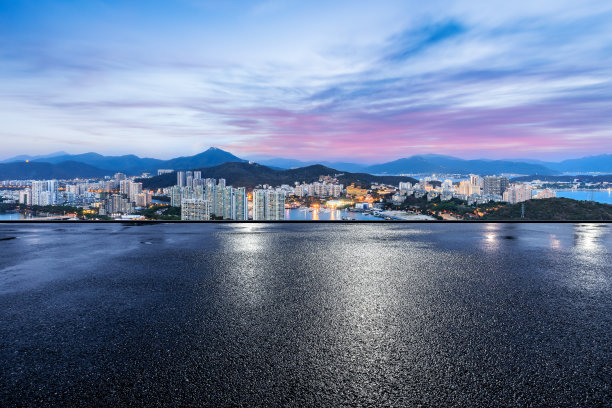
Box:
left=2, top=1, right=612, bottom=161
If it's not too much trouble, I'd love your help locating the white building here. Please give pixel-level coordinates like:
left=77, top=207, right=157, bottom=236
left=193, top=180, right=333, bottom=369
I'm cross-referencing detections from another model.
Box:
left=31, top=180, right=58, bottom=206
left=19, top=188, right=32, bottom=205
left=534, top=189, right=556, bottom=199
left=181, top=199, right=211, bottom=220
left=398, top=181, right=412, bottom=194
left=503, top=184, right=534, bottom=204
left=253, top=189, right=285, bottom=220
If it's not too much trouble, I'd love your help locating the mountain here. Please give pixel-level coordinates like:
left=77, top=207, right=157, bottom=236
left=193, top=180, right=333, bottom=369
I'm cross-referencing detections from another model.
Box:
left=365, top=156, right=445, bottom=174
left=257, top=158, right=367, bottom=172
left=139, top=162, right=418, bottom=190
left=0, top=161, right=111, bottom=180
left=0, top=151, right=69, bottom=163
left=365, top=155, right=557, bottom=175
left=161, top=147, right=246, bottom=171
left=6, top=147, right=246, bottom=175
left=4, top=147, right=610, bottom=178
left=546, top=154, right=612, bottom=173
left=28, top=153, right=164, bottom=175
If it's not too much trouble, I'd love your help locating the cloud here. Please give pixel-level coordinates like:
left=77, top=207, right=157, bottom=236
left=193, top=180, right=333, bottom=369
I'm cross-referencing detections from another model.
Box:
left=384, top=20, right=467, bottom=62
left=0, top=0, right=611, bottom=161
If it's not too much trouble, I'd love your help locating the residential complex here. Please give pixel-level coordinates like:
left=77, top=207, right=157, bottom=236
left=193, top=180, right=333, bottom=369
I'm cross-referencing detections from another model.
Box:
left=0, top=165, right=582, bottom=221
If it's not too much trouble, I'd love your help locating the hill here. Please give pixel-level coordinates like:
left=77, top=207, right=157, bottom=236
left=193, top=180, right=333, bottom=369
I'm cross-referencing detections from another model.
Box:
left=5, top=148, right=611, bottom=177
left=256, top=158, right=367, bottom=172
left=546, top=154, right=612, bottom=173
left=0, top=151, right=69, bottom=163
left=139, top=162, right=418, bottom=189
left=10, top=147, right=246, bottom=175
left=0, top=161, right=111, bottom=180
left=482, top=198, right=612, bottom=220
left=366, top=155, right=557, bottom=175
left=160, top=147, right=246, bottom=171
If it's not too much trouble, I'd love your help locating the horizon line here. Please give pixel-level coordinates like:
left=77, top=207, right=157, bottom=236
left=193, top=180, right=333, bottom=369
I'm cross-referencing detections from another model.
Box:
left=2, top=148, right=611, bottom=165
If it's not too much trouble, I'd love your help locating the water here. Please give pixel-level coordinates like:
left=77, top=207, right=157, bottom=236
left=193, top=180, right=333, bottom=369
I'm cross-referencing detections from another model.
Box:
left=555, top=190, right=612, bottom=205
left=0, top=212, right=26, bottom=220
left=285, top=208, right=382, bottom=220
left=0, top=223, right=610, bottom=406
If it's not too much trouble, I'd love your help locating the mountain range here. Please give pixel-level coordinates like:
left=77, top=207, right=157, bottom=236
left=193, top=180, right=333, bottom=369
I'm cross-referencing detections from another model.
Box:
left=0, top=147, right=245, bottom=176
left=139, top=162, right=419, bottom=190
left=0, top=148, right=610, bottom=180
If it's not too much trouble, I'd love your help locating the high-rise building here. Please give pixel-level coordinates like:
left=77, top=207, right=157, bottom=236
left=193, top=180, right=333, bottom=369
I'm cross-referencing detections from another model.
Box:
left=129, top=182, right=143, bottom=203
left=134, top=192, right=152, bottom=208
left=483, top=176, right=509, bottom=197
left=503, top=184, right=533, bottom=204
left=534, top=189, right=556, bottom=199
left=181, top=199, right=211, bottom=220
left=19, top=189, right=32, bottom=205
left=252, top=189, right=285, bottom=220
left=469, top=174, right=484, bottom=188
left=157, top=169, right=174, bottom=176
left=102, top=194, right=134, bottom=215
left=458, top=180, right=481, bottom=196
left=119, top=180, right=131, bottom=196
left=442, top=180, right=454, bottom=191
left=177, top=171, right=186, bottom=187
left=31, top=180, right=58, bottom=206
left=399, top=182, right=412, bottom=194
left=234, top=187, right=248, bottom=220
left=170, top=186, right=183, bottom=207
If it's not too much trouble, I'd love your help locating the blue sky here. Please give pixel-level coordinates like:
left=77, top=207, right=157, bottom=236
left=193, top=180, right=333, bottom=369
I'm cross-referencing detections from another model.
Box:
left=1, top=0, right=611, bottom=162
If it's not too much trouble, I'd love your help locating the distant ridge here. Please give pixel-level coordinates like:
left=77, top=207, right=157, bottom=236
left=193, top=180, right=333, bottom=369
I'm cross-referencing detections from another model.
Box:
left=2, top=147, right=611, bottom=179
left=0, top=161, right=110, bottom=180
left=0, top=151, right=69, bottom=163
left=2, top=147, right=245, bottom=175
left=139, top=162, right=419, bottom=189
left=364, top=155, right=556, bottom=175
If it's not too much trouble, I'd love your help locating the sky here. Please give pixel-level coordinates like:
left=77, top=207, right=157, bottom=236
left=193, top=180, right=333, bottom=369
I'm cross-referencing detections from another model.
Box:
left=1, top=0, right=611, bottom=163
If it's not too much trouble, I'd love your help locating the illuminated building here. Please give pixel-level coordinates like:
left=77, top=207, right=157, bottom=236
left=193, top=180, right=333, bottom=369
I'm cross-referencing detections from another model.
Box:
left=134, top=192, right=152, bottom=207
left=253, top=189, right=285, bottom=220
left=483, top=176, right=509, bottom=196
left=100, top=194, right=134, bottom=215
left=181, top=199, right=211, bottom=220
left=534, top=189, right=556, bottom=199
left=177, top=171, right=186, bottom=187
left=19, top=189, right=32, bottom=205
left=31, top=180, right=58, bottom=206
left=458, top=180, right=481, bottom=196
left=346, top=184, right=368, bottom=197
left=503, top=184, right=533, bottom=204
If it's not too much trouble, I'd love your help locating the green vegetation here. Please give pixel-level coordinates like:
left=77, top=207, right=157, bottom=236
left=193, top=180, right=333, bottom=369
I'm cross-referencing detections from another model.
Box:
left=483, top=198, right=612, bottom=220
left=385, top=195, right=508, bottom=219
left=0, top=202, right=17, bottom=212
left=139, top=162, right=418, bottom=190
left=138, top=205, right=181, bottom=220
left=28, top=205, right=85, bottom=216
